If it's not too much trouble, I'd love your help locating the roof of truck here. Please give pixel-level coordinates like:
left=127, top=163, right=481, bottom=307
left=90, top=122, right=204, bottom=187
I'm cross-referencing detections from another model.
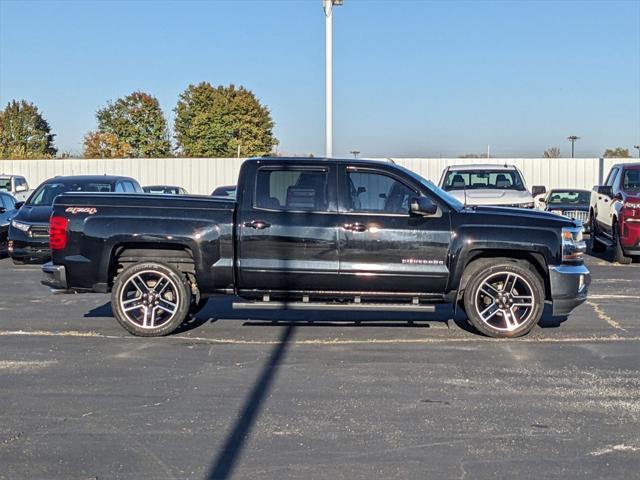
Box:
left=443, top=164, right=517, bottom=171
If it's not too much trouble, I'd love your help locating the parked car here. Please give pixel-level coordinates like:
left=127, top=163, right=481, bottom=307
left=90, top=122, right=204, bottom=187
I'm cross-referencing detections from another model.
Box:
left=536, top=189, right=591, bottom=232
left=9, top=175, right=142, bottom=264
left=0, top=174, right=31, bottom=202
left=143, top=185, right=188, bottom=195
left=439, top=164, right=544, bottom=208
left=0, top=192, right=19, bottom=257
left=590, top=163, right=640, bottom=264
left=42, top=157, right=589, bottom=339
left=211, top=185, right=236, bottom=199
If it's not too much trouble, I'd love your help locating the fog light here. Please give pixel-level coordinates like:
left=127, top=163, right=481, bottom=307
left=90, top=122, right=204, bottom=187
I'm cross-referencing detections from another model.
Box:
left=7, top=240, right=13, bottom=252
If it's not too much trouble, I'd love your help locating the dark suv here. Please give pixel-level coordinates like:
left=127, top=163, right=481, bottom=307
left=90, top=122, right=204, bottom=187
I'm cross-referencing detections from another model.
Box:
left=9, top=175, right=142, bottom=264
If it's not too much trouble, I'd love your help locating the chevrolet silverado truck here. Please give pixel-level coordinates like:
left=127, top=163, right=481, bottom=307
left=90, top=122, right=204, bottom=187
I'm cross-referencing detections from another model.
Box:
left=42, top=158, right=590, bottom=338
left=589, top=162, right=640, bottom=264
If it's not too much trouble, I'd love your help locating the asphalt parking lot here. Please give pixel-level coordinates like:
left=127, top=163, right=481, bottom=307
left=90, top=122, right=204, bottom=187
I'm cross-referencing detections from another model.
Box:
left=0, top=253, right=639, bottom=480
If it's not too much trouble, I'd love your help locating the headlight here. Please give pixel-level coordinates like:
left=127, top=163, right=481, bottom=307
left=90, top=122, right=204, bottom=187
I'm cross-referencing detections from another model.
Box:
left=550, top=209, right=564, bottom=215
left=520, top=202, right=535, bottom=208
left=562, top=226, right=586, bottom=262
left=11, top=219, right=30, bottom=232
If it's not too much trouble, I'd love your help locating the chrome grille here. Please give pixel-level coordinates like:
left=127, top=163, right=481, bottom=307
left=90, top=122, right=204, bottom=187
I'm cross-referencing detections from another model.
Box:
left=29, top=225, right=50, bottom=239
left=562, top=210, right=589, bottom=223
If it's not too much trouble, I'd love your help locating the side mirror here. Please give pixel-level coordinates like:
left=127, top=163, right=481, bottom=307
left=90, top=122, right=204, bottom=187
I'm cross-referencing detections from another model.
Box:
left=14, top=201, right=24, bottom=209
left=0, top=207, right=5, bottom=214
left=597, top=185, right=612, bottom=197
left=410, top=196, right=438, bottom=216
left=357, top=186, right=366, bottom=195
left=539, top=197, right=547, bottom=204
left=15, top=185, right=27, bottom=193
left=531, top=185, right=546, bottom=197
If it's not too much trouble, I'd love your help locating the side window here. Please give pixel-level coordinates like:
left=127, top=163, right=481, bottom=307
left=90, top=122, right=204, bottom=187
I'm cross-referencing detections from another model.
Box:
left=123, top=181, right=136, bottom=193
left=345, top=170, right=416, bottom=214
left=604, top=168, right=618, bottom=187
left=5, top=194, right=16, bottom=209
left=0, top=195, right=7, bottom=209
left=255, top=168, right=329, bottom=212
left=115, top=182, right=125, bottom=193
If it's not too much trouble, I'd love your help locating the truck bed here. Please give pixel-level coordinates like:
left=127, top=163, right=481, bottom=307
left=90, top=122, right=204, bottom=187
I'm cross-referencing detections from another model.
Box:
left=50, top=193, right=236, bottom=293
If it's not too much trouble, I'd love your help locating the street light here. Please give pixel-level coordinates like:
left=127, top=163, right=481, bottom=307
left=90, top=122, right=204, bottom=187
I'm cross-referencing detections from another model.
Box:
left=634, top=145, right=640, bottom=158
left=323, top=0, right=343, bottom=158
left=350, top=150, right=360, bottom=159
left=567, top=135, right=580, bottom=158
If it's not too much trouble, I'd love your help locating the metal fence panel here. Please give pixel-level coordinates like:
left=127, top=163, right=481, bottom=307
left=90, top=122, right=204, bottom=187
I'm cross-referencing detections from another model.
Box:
left=1, top=157, right=637, bottom=195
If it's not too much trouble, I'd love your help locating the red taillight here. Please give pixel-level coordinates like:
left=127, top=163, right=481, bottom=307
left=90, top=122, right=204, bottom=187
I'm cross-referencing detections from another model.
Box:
left=49, top=216, right=68, bottom=250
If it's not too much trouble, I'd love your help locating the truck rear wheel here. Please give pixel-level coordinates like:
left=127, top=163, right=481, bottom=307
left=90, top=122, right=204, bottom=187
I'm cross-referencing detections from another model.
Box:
left=612, top=221, right=632, bottom=265
left=112, top=261, right=191, bottom=337
left=462, top=261, right=544, bottom=338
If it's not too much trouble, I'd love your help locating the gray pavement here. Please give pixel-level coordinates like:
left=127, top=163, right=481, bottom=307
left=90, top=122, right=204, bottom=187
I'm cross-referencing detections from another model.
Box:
left=0, top=253, right=639, bottom=479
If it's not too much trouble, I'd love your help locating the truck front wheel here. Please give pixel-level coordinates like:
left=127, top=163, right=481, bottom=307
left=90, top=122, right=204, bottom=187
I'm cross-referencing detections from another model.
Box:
left=462, top=262, right=545, bottom=338
left=112, top=261, right=192, bottom=337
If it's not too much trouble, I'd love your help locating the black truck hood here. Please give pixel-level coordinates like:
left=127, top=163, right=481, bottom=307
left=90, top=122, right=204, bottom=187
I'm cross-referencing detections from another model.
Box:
left=14, top=205, right=52, bottom=224
left=462, top=205, right=578, bottom=228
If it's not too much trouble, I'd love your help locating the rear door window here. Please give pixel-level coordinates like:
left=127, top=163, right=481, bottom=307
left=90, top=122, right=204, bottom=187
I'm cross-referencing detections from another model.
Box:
left=255, top=168, right=330, bottom=212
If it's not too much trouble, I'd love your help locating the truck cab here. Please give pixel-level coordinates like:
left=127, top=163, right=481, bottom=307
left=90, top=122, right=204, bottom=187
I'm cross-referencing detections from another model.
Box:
left=0, top=175, right=30, bottom=202
left=590, top=163, right=640, bottom=264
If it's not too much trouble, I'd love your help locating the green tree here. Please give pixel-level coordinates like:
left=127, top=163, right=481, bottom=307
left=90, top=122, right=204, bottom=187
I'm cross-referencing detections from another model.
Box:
left=83, top=131, right=133, bottom=158
left=603, top=147, right=631, bottom=158
left=174, top=82, right=277, bottom=157
left=0, top=99, right=57, bottom=158
left=95, top=91, right=170, bottom=157
left=544, top=147, right=561, bottom=158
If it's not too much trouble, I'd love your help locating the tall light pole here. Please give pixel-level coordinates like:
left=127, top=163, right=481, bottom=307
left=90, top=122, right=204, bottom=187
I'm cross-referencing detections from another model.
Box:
left=323, top=0, right=342, bottom=158
left=567, top=135, right=580, bottom=158
left=634, top=145, right=640, bottom=158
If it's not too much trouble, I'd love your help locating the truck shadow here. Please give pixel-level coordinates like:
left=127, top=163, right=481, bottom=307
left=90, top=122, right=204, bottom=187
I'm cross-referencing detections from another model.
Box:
left=86, top=298, right=568, bottom=335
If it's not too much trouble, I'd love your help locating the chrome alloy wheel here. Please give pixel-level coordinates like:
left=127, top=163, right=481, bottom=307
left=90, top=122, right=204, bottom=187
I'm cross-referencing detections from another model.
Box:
left=119, top=270, right=180, bottom=329
left=474, top=271, right=535, bottom=332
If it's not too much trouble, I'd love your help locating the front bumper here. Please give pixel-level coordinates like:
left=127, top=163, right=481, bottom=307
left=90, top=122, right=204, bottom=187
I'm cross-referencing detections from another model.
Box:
left=41, top=262, right=69, bottom=290
left=549, top=264, right=590, bottom=316
left=8, top=233, right=51, bottom=264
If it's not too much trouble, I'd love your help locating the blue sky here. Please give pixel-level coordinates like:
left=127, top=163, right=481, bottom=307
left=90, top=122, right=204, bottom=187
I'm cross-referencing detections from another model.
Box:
left=1, top=0, right=638, bottom=158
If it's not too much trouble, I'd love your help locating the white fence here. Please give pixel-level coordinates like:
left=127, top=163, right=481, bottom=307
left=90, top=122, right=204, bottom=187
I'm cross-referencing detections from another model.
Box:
left=0, top=157, right=637, bottom=195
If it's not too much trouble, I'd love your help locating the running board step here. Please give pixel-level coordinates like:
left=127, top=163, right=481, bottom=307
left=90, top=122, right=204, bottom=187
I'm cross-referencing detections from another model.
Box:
left=232, top=301, right=436, bottom=312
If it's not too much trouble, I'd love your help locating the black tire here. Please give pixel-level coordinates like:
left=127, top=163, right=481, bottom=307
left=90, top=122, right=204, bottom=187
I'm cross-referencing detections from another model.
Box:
left=111, top=261, right=192, bottom=337
left=612, top=221, right=632, bottom=265
left=462, top=260, right=545, bottom=338
left=589, top=212, right=605, bottom=253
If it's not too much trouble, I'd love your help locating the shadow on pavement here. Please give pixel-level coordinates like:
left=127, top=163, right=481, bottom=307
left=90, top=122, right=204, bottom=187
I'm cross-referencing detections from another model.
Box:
left=204, top=321, right=296, bottom=480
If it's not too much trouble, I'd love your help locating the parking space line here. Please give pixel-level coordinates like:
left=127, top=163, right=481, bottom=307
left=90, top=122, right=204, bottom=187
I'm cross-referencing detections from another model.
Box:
left=0, top=329, right=638, bottom=345
left=587, top=301, right=626, bottom=331
left=588, top=294, right=639, bottom=300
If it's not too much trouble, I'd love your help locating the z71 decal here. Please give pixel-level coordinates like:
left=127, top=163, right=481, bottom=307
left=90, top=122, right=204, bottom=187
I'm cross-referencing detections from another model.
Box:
left=65, top=207, right=98, bottom=215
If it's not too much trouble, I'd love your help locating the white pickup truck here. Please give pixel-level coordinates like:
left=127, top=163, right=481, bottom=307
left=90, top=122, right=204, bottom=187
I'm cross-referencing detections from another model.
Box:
left=0, top=174, right=31, bottom=202
left=438, top=164, right=544, bottom=208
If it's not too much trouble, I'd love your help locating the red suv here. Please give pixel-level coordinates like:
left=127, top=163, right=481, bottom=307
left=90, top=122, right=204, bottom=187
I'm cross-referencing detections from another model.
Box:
left=589, top=163, right=640, bottom=264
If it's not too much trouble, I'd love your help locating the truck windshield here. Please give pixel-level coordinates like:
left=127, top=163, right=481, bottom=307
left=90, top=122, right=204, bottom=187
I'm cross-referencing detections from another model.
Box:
left=547, top=191, right=590, bottom=204
left=442, top=170, right=526, bottom=191
left=28, top=182, right=114, bottom=206
left=623, top=169, right=640, bottom=192
left=0, top=178, right=10, bottom=191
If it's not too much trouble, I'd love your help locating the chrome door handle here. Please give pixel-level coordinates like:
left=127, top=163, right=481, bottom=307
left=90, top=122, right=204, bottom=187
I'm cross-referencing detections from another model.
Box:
left=343, top=223, right=368, bottom=233
left=245, top=220, right=271, bottom=230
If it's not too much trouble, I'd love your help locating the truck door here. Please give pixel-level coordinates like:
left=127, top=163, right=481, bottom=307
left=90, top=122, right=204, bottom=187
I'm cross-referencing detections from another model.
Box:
left=236, top=163, right=340, bottom=292
left=597, top=167, right=619, bottom=235
left=337, top=165, right=451, bottom=294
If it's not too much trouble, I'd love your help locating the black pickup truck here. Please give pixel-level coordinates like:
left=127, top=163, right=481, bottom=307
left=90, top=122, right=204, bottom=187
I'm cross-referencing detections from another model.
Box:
left=42, top=157, right=590, bottom=338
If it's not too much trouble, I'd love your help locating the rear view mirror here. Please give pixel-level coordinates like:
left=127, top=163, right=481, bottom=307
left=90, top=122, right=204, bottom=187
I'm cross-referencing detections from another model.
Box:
left=410, top=197, right=437, bottom=216
left=531, top=185, right=546, bottom=197
left=597, top=185, right=612, bottom=197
